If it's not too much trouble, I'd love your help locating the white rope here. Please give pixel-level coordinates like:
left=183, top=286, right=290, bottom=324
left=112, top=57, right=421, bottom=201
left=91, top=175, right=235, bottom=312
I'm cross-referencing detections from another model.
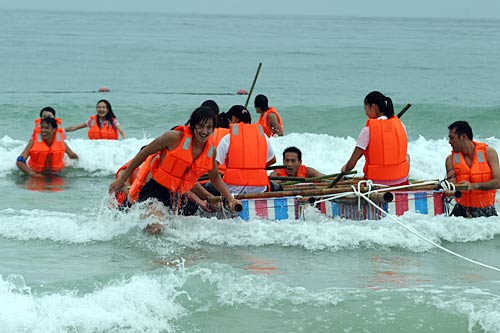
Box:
left=311, top=180, right=440, bottom=205
left=349, top=185, right=500, bottom=273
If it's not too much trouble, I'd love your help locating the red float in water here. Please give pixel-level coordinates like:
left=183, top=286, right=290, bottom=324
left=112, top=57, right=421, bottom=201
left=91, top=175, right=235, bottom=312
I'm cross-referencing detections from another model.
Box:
left=98, top=86, right=110, bottom=93
left=236, top=89, right=248, bottom=95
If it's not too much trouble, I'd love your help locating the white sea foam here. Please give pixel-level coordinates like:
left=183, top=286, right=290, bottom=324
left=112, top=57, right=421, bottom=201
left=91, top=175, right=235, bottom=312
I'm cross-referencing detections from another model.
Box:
left=0, top=272, right=187, bottom=333
left=2, top=133, right=500, bottom=180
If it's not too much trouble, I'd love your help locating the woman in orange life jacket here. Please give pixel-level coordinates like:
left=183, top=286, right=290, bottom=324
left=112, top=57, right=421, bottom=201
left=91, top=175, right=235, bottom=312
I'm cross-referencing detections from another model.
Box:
left=16, top=118, right=76, bottom=176
left=445, top=120, right=500, bottom=217
left=270, top=146, right=324, bottom=179
left=205, top=104, right=276, bottom=196
left=254, top=94, right=284, bottom=137
left=341, top=91, right=410, bottom=186
left=65, top=99, right=126, bottom=140
left=109, top=106, right=241, bottom=221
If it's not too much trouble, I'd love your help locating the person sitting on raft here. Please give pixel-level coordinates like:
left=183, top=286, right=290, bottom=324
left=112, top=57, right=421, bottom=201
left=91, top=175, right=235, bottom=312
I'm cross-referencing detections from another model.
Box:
left=17, top=117, right=78, bottom=176
left=341, top=91, right=409, bottom=186
left=270, top=146, right=324, bottom=179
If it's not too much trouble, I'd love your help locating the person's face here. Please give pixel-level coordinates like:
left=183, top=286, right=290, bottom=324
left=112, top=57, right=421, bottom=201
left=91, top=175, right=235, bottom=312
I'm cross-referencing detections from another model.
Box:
left=193, top=119, right=214, bottom=143
left=41, top=111, right=55, bottom=119
left=96, top=102, right=109, bottom=118
left=40, top=123, right=56, bottom=140
left=448, top=128, right=466, bottom=152
left=364, top=102, right=378, bottom=119
left=255, top=106, right=263, bottom=114
left=229, top=116, right=239, bottom=124
left=283, top=152, right=301, bottom=176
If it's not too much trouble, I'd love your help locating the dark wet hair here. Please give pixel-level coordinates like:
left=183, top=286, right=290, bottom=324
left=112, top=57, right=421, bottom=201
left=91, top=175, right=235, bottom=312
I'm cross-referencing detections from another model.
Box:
left=226, top=105, right=252, bottom=124
left=96, top=99, right=116, bottom=127
left=217, top=112, right=230, bottom=129
left=364, top=91, right=394, bottom=118
left=41, top=117, right=58, bottom=129
left=283, top=146, right=302, bottom=161
left=254, top=94, right=269, bottom=111
left=39, top=106, right=56, bottom=118
left=448, top=120, right=473, bottom=140
left=201, top=100, right=220, bottom=115
left=188, top=106, right=217, bottom=133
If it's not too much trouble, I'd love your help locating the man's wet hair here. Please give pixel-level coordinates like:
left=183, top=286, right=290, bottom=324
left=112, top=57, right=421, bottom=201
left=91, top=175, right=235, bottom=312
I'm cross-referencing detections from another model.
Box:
left=41, top=117, right=58, bottom=129
left=201, top=100, right=220, bottom=115
left=188, top=106, right=217, bottom=133
left=448, top=120, right=473, bottom=140
left=254, top=94, right=269, bottom=111
left=39, top=106, right=56, bottom=118
left=283, top=146, right=302, bottom=161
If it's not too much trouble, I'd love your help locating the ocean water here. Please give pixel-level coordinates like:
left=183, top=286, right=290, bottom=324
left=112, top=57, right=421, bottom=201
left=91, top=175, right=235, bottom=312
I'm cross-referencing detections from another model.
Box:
left=1, top=9, right=500, bottom=333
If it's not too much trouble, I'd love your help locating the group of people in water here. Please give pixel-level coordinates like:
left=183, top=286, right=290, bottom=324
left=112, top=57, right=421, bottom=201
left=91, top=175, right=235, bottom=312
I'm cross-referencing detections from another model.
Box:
left=16, top=91, right=500, bottom=221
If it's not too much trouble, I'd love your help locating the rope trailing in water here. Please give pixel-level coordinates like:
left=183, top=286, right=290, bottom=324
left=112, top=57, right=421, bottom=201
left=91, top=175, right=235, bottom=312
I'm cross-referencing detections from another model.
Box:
left=348, top=183, right=500, bottom=273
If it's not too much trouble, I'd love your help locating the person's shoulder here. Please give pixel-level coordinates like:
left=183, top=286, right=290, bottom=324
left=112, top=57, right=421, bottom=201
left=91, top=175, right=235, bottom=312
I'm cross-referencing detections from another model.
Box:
left=485, top=145, right=499, bottom=158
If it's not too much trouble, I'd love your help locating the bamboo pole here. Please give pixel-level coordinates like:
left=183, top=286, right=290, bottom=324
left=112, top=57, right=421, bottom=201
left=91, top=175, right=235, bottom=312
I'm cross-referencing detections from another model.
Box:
left=244, top=62, right=262, bottom=108
left=207, top=186, right=383, bottom=202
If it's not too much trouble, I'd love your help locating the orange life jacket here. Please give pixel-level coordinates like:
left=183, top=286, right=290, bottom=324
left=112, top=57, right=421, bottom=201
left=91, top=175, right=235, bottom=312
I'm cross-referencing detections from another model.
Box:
left=212, top=127, right=229, bottom=174
left=128, top=152, right=161, bottom=203
left=258, top=107, right=283, bottom=137
left=275, top=164, right=308, bottom=177
left=363, top=117, right=409, bottom=181
left=452, top=141, right=497, bottom=208
left=223, top=123, right=269, bottom=187
left=152, top=126, right=215, bottom=193
left=87, top=115, right=119, bottom=140
left=33, top=118, right=64, bottom=141
left=28, top=131, right=66, bottom=173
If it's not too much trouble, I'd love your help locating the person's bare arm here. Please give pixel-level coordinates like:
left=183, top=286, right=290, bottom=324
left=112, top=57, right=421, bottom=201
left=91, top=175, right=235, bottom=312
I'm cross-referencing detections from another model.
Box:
left=64, top=142, right=78, bottom=159
left=65, top=122, right=87, bottom=132
left=445, top=154, right=456, bottom=183
left=341, top=147, right=364, bottom=173
left=306, top=167, right=325, bottom=178
left=208, top=152, right=241, bottom=211
left=16, top=141, right=39, bottom=176
left=268, top=113, right=283, bottom=136
left=116, top=125, right=126, bottom=139
left=109, top=130, right=181, bottom=193
left=266, top=156, right=276, bottom=167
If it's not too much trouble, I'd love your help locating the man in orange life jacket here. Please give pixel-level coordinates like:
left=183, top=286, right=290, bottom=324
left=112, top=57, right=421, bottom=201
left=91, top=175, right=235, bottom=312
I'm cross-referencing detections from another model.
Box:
left=270, top=146, right=324, bottom=179
left=254, top=94, right=284, bottom=137
left=109, top=106, right=241, bottom=216
left=16, top=117, right=77, bottom=176
left=445, top=120, right=500, bottom=217
left=214, top=104, right=276, bottom=195
left=29, top=106, right=78, bottom=160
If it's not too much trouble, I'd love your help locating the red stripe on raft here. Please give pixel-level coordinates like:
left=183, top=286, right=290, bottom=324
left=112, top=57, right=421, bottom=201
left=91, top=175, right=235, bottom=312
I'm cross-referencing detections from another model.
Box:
left=395, top=193, right=409, bottom=216
left=255, top=199, right=269, bottom=219
left=434, top=192, right=444, bottom=215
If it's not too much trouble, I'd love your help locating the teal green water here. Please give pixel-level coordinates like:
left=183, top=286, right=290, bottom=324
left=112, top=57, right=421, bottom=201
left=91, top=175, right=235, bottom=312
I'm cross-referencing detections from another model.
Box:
left=1, top=10, right=500, bottom=332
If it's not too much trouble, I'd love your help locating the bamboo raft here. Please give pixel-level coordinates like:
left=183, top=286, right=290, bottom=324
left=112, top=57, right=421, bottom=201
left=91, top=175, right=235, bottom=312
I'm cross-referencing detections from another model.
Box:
left=205, top=174, right=465, bottom=221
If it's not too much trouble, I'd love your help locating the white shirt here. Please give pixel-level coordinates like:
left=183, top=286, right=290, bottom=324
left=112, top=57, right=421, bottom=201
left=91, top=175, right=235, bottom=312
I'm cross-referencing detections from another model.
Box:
left=216, top=133, right=275, bottom=194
